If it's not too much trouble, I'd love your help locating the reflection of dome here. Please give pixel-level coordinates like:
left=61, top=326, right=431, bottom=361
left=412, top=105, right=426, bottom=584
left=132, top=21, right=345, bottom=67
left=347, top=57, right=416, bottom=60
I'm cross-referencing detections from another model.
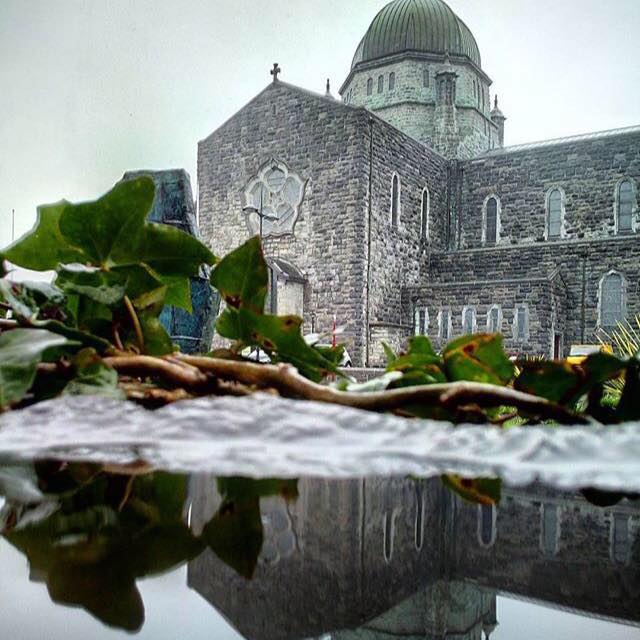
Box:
left=351, top=0, right=481, bottom=70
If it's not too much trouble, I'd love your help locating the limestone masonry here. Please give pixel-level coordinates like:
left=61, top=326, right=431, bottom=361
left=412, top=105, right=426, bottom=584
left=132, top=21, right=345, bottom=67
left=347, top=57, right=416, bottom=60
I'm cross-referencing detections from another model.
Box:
left=196, top=0, right=639, bottom=365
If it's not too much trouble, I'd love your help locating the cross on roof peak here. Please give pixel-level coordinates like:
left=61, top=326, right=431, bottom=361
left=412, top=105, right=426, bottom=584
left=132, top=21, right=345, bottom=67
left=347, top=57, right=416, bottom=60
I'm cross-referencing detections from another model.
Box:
left=270, top=63, right=281, bottom=83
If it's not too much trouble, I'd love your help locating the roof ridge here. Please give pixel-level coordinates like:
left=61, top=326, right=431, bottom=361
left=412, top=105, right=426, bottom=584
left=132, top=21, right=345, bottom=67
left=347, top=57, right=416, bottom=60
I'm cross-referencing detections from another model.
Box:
left=482, top=124, right=640, bottom=155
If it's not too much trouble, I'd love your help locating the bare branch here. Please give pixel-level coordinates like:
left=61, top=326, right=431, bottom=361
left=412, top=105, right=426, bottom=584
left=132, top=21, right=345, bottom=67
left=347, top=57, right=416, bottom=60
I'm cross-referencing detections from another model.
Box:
left=104, top=355, right=209, bottom=390
left=177, top=355, right=587, bottom=425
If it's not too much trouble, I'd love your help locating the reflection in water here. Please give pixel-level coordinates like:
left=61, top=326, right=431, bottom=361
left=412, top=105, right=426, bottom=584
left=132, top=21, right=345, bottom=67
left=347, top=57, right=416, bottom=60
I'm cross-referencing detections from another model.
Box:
left=0, top=465, right=638, bottom=639
left=188, top=477, right=640, bottom=640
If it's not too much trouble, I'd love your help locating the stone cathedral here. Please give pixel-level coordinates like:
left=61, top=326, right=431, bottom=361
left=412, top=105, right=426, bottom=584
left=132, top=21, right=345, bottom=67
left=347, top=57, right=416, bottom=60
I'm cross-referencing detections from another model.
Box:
left=197, top=0, right=640, bottom=367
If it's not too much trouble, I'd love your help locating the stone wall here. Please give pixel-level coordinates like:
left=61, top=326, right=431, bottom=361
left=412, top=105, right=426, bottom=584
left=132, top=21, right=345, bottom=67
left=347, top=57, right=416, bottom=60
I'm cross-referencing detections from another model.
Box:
left=198, top=82, right=370, bottom=362
left=425, top=236, right=640, bottom=355
left=341, top=53, right=499, bottom=159
left=458, top=129, right=640, bottom=248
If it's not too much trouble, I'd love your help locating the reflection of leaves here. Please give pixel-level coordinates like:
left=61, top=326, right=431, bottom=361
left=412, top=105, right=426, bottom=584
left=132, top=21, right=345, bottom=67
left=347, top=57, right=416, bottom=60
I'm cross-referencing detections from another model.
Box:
left=0, top=467, right=299, bottom=630
left=441, top=475, right=502, bottom=505
left=0, top=328, right=77, bottom=409
left=203, top=497, right=263, bottom=580
left=63, top=349, right=123, bottom=399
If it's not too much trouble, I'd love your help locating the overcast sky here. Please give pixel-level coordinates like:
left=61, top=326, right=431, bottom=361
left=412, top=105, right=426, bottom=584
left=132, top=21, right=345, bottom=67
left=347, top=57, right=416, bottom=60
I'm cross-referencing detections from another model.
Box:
left=1, top=0, right=639, bottom=250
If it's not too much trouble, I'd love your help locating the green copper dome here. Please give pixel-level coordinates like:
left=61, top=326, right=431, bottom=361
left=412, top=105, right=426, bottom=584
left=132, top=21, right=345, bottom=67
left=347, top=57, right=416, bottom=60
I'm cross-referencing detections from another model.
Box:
left=351, top=0, right=481, bottom=70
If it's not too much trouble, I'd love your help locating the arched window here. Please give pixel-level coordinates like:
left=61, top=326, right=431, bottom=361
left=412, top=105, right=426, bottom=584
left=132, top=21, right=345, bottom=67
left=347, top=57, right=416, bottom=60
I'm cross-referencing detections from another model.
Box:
left=391, top=174, right=400, bottom=227
left=421, top=188, right=430, bottom=241
left=485, top=197, right=498, bottom=245
left=377, top=75, right=384, bottom=93
left=487, top=305, right=501, bottom=333
left=547, top=189, right=563, bottom=239
left=462, top=307, right=476, bottom=334
left=617, top=180, right=634, bottom=233
left=600, top=272, right=625, bottom=330
left=389, top=72, right=395, bottom=91
left=413, top=307, right=428, bottom=336
left=478, top=504, right=496, bottom=547
left=423, top=68, right=430, bottom=88
left=366, top=78, right=373, bottom=96
left=414, top=307, right=421, bottom=336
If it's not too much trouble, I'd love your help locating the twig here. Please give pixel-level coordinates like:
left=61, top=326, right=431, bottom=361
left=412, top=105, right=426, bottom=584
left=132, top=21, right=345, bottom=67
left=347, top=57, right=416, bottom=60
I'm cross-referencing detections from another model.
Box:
left=123, top=296, right=144, bottom=353
left=176, top=355, right=588, bottom=425
left=104, top=355, right=209, bottom=390
left=112, top=324, right=125, bottom=351
left=0, top=319, right=18, bottom=331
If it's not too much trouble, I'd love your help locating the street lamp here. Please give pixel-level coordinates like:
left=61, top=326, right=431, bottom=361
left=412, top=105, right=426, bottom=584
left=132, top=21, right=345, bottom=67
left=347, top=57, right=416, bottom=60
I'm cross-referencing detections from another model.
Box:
left=243, top=189, right=278, bottom=363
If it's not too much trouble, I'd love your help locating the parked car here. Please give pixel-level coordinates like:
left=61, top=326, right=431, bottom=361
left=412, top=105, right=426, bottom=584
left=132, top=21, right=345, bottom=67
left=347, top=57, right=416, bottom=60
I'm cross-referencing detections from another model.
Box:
left=567, top=344, right=613, bottom=366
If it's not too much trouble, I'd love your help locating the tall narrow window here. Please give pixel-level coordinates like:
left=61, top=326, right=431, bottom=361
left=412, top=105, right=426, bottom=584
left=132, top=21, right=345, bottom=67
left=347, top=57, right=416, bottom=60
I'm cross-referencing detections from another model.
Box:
left=366, top=78, right=373, bottom=96
left=423, top=68, right=430, bottom=88
left=389, top=72, right=395, bottom=91
left=485, top=197, right=498, bottom=245
left=541, top=504, right=558, bottom=556
left=618, top=180, right=634, bottom=233
left=378, top=75, right=384, bottom=93
left=440, top=309, right=450, bottom=341
left=547, top=189, right=563, bottom=238
left=421, top=188, right=430, bottom=241
left=462, top=307, right=475, bottom=334
left=414, top=307, right=421, bottom=336
left=473, top=80, right=477, bottom=99
left=421, top=308, right=429, bottom=335
left=612, top=514, right=629, bottom=564
left=600, top=272, right=624, bottom=330
left=391, top=174, right=400, bottom=227
left=478, top=505, right=496, bottom=547
left=488, top=306, right=501, bottom=333
left=515, top=306, right=528, bottom=341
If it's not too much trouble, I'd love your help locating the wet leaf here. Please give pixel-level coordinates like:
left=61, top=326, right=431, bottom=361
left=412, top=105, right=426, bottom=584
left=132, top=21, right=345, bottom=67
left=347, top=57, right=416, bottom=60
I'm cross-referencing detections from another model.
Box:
left=218, top=308, right=339, bottom=382
left=0, top=279, right=66, bottom=321
left=444, top=334, right=514, bottom=385
left=210, top=236, right=268, bottom=313
left=441, top=475, right=502, bottom=505
left=63, top=350, right=123, bottom=399
left=56, top=265, right=127, bottom=306
left=0, top=328, right=77, bottom=409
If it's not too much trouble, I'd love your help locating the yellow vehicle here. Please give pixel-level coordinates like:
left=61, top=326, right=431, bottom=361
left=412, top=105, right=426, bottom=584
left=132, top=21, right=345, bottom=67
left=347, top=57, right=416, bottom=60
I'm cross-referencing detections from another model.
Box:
left=567, top=344, right=613, bottom=366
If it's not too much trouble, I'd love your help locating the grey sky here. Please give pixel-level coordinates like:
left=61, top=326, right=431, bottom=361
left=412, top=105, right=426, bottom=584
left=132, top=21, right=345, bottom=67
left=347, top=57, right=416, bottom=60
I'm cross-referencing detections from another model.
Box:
left=1, top=0, right=639, bottom=250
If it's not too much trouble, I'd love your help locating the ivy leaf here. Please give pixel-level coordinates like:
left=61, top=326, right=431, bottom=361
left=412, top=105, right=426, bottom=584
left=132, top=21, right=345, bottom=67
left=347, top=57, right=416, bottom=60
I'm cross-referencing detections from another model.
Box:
left=0, top=328, right=77, bottom=409
left=218, top=308, right=339, bottom=382
left=138, top=315, right=174, bottom=356
left=63, top=349, right=123, bottom=399
left=5, top=178, right=216, bottom=277
left=2, top=202, right=85, bottom=271
left=382, top=342, right=397, bottom=366
left=444, top=334, right=514, bottom=386
left=56, top=265, right=127, bottom=306
left=0, top=280, right=66, bottom=321
left=516, top=352, right=626, bottom=407
left=441, top=475, right=502, bottom=505
left=210, top=236, right=268, bottom=313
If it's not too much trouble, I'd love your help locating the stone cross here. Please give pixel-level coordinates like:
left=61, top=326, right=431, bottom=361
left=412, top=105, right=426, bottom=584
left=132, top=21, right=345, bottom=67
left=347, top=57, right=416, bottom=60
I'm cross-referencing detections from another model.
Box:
left=271, top=63, right=281, bottom=83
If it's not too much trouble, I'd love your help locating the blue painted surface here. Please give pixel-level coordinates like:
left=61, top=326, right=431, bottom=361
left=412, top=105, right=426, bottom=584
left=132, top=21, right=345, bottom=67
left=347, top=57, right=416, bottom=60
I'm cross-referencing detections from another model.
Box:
left=124, top=169, right=219, bottom=353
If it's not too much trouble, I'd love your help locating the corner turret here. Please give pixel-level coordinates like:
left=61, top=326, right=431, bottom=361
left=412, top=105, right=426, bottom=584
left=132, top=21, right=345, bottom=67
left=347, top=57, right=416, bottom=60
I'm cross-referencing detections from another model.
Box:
left=491, top=95, right=507, bottom=148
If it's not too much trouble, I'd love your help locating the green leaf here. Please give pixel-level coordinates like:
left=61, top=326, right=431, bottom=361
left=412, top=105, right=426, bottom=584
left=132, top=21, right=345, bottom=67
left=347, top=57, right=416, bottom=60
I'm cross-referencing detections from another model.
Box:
left=218, top=308, right=339, bottom=382
left=382, top=341, right=397, bottom=366
left=516, top=352, right=626, bottom=407
left=4, top=178, right=216, bottom=277
left=210, top=236, right=268, bottom=314
left=334, top=371, right=403, bottom=392
left=0, top=279, right=66, bottom=321
left=138, top=314, right=173, bottom=356
left=217, top=477, right=299, bottom=503
left=56, top=265, right=127, bottom=305
left=63, top=350, right=123, bottom=399
left=444, top=334, right=514, bottom=386
left=31, top=319, right=112, bottom=353
left=441, top=475, right=502, bottom=505
left=0, top=328, right=77, bottom=409
left=2, top=202, right=85, bottom=271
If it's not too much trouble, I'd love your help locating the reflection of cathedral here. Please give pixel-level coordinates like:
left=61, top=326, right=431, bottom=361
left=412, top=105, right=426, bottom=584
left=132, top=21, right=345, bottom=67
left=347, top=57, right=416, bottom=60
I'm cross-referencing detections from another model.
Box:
left=187, top=477, right=640, bottom=640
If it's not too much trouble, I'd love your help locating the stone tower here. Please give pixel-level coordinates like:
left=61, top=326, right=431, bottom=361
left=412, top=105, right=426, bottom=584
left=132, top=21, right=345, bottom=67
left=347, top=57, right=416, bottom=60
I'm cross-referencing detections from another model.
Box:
left=340, top=0, right=504, bottom=159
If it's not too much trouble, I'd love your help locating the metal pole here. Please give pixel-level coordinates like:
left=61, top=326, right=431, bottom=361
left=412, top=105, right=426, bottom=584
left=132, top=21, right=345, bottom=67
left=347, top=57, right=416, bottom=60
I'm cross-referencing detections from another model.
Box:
left=256, top=189, right=263, bottom=364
